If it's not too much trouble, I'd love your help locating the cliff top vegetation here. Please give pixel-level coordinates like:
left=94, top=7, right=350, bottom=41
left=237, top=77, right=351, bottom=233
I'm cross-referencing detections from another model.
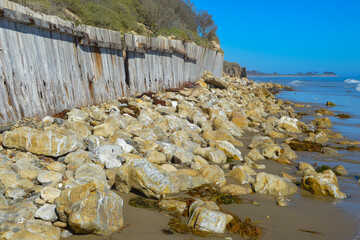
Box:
left=12, top=0, right=219, bottom=48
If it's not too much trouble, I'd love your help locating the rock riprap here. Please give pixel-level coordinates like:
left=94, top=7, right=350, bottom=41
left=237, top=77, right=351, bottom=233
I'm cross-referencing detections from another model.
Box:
left=55, top=180, right=123, bottom=235
left=3, top=127, right=83, bottom=157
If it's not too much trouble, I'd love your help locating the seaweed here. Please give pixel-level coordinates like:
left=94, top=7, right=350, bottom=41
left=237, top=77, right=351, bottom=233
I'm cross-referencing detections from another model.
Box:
left=187, top=184, right=242, bottom=205
left=336, top=114, right=351, bottom=119
left=128, top=197, right=158, bottom=209
left=226, top=215, right=262, bottom=239
left=288, top=140, right=323, bottom=152
left=315, top=165, right=332, bottom=173
left=168, top=217, right=213, bottom=237
left=298, top=229, right=324, bottom=236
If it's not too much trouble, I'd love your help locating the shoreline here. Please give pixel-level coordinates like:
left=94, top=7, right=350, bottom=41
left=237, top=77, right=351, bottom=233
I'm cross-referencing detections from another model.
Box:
left=0, top=74, right=359, bottom=240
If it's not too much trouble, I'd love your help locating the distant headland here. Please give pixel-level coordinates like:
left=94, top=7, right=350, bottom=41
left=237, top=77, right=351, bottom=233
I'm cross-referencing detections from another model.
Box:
left=247, top=70, right=337, bottom=77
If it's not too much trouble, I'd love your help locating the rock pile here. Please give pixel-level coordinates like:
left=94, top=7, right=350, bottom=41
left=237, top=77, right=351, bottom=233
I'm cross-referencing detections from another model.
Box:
left=0, top=71, right=353, bottom=238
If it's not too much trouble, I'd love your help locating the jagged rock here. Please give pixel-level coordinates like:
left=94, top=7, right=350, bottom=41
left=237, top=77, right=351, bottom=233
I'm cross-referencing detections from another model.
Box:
left=88, top=106, right=107, bottom=121
left=220, top=184, right=252, bottom=195
left=246, top=148, right=264, bottom=161
left=35, top=204, right=58, bottom=222
left=215, top=141, right=243, bottom=161
left=278, top=116, right=302, bottom=133
left=40, top=187, right=61, bottom=204
left=93, top=122, right=118, bottom=138
left=312, top=118, right=332, bottom=129
left=67, top=109, right=89, bottom=122
left=146, top=150, right=167, bottom=164
left=194, top=147, right=227, bottom=164
left=333, top=165, right=348, bottom=176
left=115, top=159, right=180, bottom=199
left=172, top=147, right=194, bottom=165
left=315, top=109, right=335, bottom=115
left=254, top=172, right=298, bottom=196
left=157, top=200, right=187, bottom=215
left=64, top=149, right=92, bottom=166
left=228, top=167, right=255, bottom=184
left=37, top=170, right=63, bottom=185
left=269, top=131, right=285, bottom=138
left=1, top=173, right=34, bottom=199
left=159, top=164, right=177, bottom=172
left=276, top=196, right=290, bottom=207
left=203, top=73, right=228, bottom=89
left=213, top=117, right=243, bottom=138
left=74, top=164, right=109, bottom=189
left=305, top=132, right=329, bottom=144
left=113, top=138, right=134, bottom=153
left=203, top=130, right=243, bottom=147
left=65, top=120, right=91, bottom=139
left=280, top=143, right=297, bottom=160
left=301, top=170, right=346, bottom=199
left=326, top=101, right=336, bottom=106
left=188, top=201, right=233, bottom=234
left=91, top=144, right=123, bottom=169
left=4, top=219, right=60, bottom=240
left=256, top=142, right=281, bottom=159
left=3, top=127, right=83, bottom=157
left=198, top=165, right=226, bottom=187
left=321, top=147, right=339, bottom=156
left=55, top=180, right=123, bottom=235
left=177, top=175, right=209, bottom=191
left=297, top=162, right=317, bottom=176
left=230, top=111, right=249, bottom=128
left=47, top=162, right=66, bottom=173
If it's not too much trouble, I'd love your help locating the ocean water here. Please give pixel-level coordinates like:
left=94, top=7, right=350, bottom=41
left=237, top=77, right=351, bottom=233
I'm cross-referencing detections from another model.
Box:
left=252, top=77, right=360, bottom=232
left=252, top=77, right=360, bottom=141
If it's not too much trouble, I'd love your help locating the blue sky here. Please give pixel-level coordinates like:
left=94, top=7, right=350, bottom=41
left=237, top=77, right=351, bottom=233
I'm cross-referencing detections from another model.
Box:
left=191, top=0, right=360, bottom=76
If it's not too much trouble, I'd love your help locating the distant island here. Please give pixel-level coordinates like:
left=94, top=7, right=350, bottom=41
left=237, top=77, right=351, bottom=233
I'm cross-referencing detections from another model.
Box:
left=247, top=70, right=337, bottom=77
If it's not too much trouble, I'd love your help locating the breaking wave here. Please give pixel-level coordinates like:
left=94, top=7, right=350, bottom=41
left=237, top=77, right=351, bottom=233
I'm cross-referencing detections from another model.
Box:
left=345, top=79, right=360, bottom=84
left=356, top=83, right=360, bottom=92
left=289, top=80, right=303, bottom=86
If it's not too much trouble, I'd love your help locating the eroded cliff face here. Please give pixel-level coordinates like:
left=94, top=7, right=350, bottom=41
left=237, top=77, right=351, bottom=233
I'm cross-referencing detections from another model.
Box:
left=223, top=61, right=247, bottom=78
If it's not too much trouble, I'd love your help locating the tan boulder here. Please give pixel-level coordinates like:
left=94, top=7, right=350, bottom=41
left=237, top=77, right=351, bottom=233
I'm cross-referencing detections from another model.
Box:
left=220, top=184, right=252, bottom=195
left=6, top=219, right=60, bottom=240
left=216, top=141, right=243, bottom=161
left=188, top=201, right=232, bottom=234
left=333, top=165, right=348, bottom=176
left=256, top=142, right=281, bottom=159
left=146, top=150, right=167, bottom=164
left=278, top=116, right=302, bottom=133
left=301, top=170, right=346, bottom=199
left=198, top=165, right=226, bottom=187
left=3, top=127, right=83, bottom=157
left=254, top=172, right=298, bottom=196
left=228, top=167, right=255, bottom=184
left=203, top=130, right=243, bottom=147
left=312, top=118, right=332, bottom=128
left=157, top=200, right=187, bottom=215
left=55, top=180, right=123, bottom=235
left=230, top=111, right=249, bottom=128
left=115, top=159, right=180, bottom=198
left=65, top=120, right=91, bottom=139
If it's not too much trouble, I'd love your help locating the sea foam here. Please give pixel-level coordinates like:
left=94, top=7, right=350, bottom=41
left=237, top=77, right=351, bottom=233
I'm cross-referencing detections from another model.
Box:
left=344, top=79, right=360, bottom=84
left=289, top=80, right=303, bottom=86
left=356, top=83, right=360, bottom=92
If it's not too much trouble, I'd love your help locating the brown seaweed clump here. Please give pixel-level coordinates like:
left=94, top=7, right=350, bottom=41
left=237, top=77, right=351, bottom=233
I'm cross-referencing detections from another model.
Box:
left=187, top=184, right=243, bottom=205
left=227, top=215, right=262, bottom=239
left=53, top=109, right=70, bottom=119
left=288, top=140, right=323, bottom=152
left=336, top=114, right=351, bottom=119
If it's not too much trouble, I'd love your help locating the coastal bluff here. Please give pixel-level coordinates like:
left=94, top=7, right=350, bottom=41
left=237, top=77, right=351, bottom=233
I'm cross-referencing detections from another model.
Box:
left=0, top=0, right=224, bottom=125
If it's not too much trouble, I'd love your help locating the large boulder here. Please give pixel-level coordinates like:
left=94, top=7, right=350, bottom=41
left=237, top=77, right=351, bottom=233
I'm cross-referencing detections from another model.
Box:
left=3, top=127, right=83, bottom=157
left=74, top=164, right=110, bottom=189
left=198, top=165, right=226, bottom=187
left=55, top=180, right=123, bottom=235
left=277, top=116, right=302, bottom=133
left=254, top=172, right=298, bottom=196
left=312, top=118, right=332, bottom=129
left=188, top=200, right=233, bottom=234
left=301, top=170, right=346, bottom=199
left=216, top=141, right=243, bottom=161
left=115, top=159, right=180, bottom=199
left=90, top=144, right=123, bottom=169
left=4, top=219, right=60, bottom=240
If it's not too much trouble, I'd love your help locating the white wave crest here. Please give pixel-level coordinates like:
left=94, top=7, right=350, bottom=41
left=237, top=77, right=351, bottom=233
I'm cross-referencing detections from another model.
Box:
left=289, top=80, right=303, bottom=86
left=345, top=79, right=360, bottom=84
left=356, top=83, right=360, bottom=91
